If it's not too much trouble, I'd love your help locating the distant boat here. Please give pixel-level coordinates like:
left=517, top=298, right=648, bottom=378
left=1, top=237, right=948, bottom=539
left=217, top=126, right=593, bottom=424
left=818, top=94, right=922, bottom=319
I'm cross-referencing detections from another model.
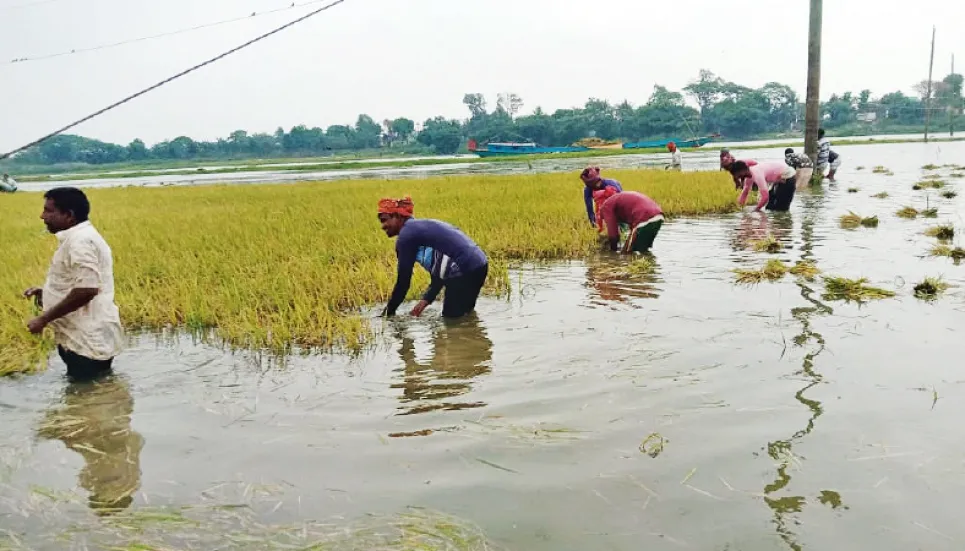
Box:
left=468, top=140, right=588, bottom=157
left=622, top=135, right=717, bottom=150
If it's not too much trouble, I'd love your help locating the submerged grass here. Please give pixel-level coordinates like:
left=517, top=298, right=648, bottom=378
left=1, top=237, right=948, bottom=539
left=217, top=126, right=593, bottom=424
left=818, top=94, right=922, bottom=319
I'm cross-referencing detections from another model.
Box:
left=941, top=190, right=958, bottom=199
left=0, top=170, right=736, bottom=375
left=872, top=191, right=889, bottom=199
left=922, top=164, right=941, bottom=170
left=822, top=276, right=895, bottom=303
left=789, top=261, right=821, bottom=281
left=847, top=187, right=860, bottom=193
left=872, top=166, right=892, bottom=174
left=921, top=207, right=939, bottom=218
left=925, top=225, right=955, bottom=240
left=916, top=179, right=946, bottom=189
left=913, top=276, right=949, bottom=300
left=840, top=211, right=877, bottom=229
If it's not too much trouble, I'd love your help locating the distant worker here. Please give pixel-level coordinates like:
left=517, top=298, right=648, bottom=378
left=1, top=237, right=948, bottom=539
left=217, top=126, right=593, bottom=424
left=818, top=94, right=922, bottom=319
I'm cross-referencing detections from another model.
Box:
left=729, top=160, right=797, bottom=212
left=666, top=142, right=682, bottom=171
left=596, top=190, right=664, bottom=254
left=22, top=187, right=124, bottom=381
left=816, top=129, right=841, bottom=182
left=1, top=173, right=18, bottom=193
left=784, top=148, right=814, bottom=188
left=580, top=166, right=623, bottom=226
left=378, top=196, right=489, bottom=319
left=720, top=149, right=758, bottom=189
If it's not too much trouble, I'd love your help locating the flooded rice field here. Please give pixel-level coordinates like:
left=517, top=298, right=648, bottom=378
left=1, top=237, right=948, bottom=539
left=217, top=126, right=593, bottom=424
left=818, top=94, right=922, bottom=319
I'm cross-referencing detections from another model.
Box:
left=2, top=142, right=965, bottom=550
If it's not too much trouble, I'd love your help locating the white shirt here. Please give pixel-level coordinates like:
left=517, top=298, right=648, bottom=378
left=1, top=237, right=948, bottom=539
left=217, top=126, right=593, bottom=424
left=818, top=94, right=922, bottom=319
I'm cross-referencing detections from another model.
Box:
left=671, top=150, right=682, bottom=168
left=43, top=221, right=124, bottom=360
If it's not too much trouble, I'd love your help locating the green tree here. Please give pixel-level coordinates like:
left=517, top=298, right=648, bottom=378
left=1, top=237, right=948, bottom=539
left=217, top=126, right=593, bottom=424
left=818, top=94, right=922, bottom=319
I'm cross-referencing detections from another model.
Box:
left=390, top=118, right=416, bottom=143
left=417, top=117, right=463, bottom=154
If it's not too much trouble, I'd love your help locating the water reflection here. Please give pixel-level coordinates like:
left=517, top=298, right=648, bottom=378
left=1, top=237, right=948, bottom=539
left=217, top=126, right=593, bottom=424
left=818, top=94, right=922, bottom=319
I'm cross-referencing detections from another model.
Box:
left=730, top=212, right=794, bottom=253
left=391, top=314, right=493, bottom=416
left=35, top=375, right=144, bottom=514
left=584, top=254, right=662, bottom=305
left=762, top=193, right=845, bottom=550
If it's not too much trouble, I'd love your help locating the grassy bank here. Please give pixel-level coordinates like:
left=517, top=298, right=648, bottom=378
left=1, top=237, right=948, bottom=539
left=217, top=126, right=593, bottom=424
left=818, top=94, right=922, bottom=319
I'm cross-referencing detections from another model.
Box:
left=0, top=169, right=737, bottom=375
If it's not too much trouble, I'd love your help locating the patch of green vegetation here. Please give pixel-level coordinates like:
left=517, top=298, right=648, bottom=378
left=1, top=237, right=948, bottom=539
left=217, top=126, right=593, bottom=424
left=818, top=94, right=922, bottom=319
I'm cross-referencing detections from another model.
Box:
left=896, top=206, right=919, bottom=219
left=847, top=187, right=859, bottom=193
left=822, top=276, right=895, bottom=303
left=734, top=259, right=788, bottom=284
left=913, top=276, right=949, bottom=300
left=749, top=235, right=781, bottom=253
left=789, top=261, right=821, bottom=281
left=921, top=207, right=938, bottom=218
left=930, top=244, right=965, bottom=261
left=941, top=190, right=958, bottom=199
left=872, top=191, right=889, bottom=199
left=840, top=211, right=877, bottom=229
left=872, top=166, right=894, bottom=175
left=922, top=164, right=941, bottom=170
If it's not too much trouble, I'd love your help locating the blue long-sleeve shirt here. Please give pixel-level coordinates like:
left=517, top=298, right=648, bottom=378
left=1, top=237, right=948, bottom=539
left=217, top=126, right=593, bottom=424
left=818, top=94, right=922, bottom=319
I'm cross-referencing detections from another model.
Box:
left=583, top=178, right=623, bottom=224
left=385, top=218, right=488, bottom=315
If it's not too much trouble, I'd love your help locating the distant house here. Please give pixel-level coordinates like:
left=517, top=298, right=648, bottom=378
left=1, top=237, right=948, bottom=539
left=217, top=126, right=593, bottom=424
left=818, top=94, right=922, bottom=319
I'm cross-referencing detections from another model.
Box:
left=856, top=112, right=878, bottom=123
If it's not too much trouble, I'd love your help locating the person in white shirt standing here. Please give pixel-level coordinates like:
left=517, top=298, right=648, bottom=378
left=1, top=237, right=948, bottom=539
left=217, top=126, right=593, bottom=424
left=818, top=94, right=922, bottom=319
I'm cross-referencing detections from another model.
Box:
left=23, top=187, right=124, bottom=380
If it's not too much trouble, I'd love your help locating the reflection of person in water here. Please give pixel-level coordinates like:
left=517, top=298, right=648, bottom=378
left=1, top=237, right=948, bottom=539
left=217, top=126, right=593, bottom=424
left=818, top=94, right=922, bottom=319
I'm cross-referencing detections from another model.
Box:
left=391, top=314, right=493, bottom=416
left=730, top=212, right=794, bottom=253
left=36, top=375, right=144, bottom=514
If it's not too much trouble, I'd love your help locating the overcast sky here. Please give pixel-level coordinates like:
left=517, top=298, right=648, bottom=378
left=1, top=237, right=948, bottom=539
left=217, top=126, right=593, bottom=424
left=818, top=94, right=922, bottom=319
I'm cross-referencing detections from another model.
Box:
left=1, top=0, right=963, bottom=150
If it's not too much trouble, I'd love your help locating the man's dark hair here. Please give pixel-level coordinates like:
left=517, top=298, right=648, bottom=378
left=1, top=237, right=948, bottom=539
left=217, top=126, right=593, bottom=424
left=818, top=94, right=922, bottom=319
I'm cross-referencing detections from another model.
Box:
left=44, top=187, right=90, bottom=222
left=730, top=161, right=749, bottom=174
left=785, top=148, right=794, bottom=155
left=818, top=128, right=826, bottom=139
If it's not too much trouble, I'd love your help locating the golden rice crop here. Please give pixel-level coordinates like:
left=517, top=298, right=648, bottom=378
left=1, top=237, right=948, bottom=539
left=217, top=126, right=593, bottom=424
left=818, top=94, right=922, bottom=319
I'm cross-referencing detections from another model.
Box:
left=0, top=170, right=736, bottom=374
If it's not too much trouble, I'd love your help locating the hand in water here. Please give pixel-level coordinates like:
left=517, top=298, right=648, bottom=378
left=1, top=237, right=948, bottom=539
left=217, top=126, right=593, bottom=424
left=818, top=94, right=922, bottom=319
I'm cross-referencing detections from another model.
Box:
left=410, top=300, right=429, bottom=317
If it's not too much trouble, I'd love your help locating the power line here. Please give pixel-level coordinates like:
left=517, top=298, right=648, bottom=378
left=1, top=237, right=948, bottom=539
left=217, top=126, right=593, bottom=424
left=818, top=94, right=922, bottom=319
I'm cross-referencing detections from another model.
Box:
left=0, top=0, right=350, bottom=160
left=7, top=0, right=334, bottom=65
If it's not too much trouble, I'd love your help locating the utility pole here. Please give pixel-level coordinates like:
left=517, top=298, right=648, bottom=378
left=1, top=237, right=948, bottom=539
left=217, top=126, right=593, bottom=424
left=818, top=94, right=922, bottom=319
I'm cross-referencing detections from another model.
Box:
left=804, top=0, right=823, bottom=175
left=951, top=54, right=955, bottom=137
left=924, top=26, right=936, bottom=143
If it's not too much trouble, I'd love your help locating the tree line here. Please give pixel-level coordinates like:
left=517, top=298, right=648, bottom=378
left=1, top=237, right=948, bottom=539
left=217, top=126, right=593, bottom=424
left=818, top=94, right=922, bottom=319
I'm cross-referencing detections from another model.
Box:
left=6, top=70, right=963, bottom=167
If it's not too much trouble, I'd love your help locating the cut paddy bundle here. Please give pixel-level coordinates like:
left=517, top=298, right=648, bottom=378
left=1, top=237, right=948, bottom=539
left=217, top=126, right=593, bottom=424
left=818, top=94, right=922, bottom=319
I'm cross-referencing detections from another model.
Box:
left=922, top=164, right=941, bottom=170
left=930, top=245, right=965, bottom=261
left=896, top=206, right=919, bottom=219
left=913, top=276, right=949, bottom=300
left=749, top=235, right=781, bottom=253
left=872, top=192, right=889, bottom=199
left=924, top=225, right=955, bottom=240
left=839, top=211, right=877, bottom=229
left=734, top=259, right=788, bottom=284
left=0, top=169, right=738, bottom=375
left=916, top=179, right=946, bottom=189
left=872, top=166, right=893, bottom=175
left=822, top=276, right=895, bottom=303
left=789, top=260, right=821, bottom=281
left=847, top=187, right=859, bottom=193
left=921, top=207, right=938, bottom=218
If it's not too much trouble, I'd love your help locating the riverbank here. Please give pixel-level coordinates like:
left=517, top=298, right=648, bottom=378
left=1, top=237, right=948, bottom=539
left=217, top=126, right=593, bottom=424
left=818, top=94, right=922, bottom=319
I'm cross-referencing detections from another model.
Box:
left=0, top=169, right=736, bottom=375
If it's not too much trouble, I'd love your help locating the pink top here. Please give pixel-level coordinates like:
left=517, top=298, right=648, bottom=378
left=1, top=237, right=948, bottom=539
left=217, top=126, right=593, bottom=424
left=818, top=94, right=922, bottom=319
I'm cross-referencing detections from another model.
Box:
left=600, top=191, right=663, bottom=241
left=739, top=161, right=795, bottom=210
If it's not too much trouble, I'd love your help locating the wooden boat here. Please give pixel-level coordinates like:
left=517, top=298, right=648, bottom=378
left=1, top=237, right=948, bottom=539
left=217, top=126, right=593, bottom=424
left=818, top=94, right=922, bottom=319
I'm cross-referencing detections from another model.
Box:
left=622, top=135, right=717, bottom=150
left=468, top=140, right=588, bottom=157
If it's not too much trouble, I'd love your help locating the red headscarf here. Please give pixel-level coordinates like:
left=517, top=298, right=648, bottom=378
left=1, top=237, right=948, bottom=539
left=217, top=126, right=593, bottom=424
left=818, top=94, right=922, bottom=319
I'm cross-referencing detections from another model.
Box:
left=667, top=142, right=677, bottom=152
left=580, top=166, right=601, bottom=185
left=378, top=196, right=414, bottom=217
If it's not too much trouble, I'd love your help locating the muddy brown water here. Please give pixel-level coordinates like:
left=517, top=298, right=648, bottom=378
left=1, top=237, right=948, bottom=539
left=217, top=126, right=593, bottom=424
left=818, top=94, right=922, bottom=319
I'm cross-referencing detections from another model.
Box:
left=1, top=142, right=964, bottom=550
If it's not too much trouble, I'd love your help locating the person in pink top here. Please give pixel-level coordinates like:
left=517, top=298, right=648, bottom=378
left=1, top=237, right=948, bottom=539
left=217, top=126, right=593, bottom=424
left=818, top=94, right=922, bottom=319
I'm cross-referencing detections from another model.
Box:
left=597, top=190, right=664, bottom=253
left=729, top=160, right=797, bottom=212
left=720, top=149, right=758, bottom=189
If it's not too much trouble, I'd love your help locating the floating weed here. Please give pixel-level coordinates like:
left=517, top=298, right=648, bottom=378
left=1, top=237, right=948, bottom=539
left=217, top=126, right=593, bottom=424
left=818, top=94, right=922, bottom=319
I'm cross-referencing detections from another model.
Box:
left=860, top=215, right=879, bottom=228
left=896, top=206, right=919, bottom=219
left=822, top=276, right=895, bottom=303
left=749, top=235, right=781, bottom=253
left=913, top=276, right=949, bottom=300
left=856, top=166, right=866, bottom=171
left=917, top=179, right=946, bottom=189
left=734, top=259, right=788, bottom=284
left=951, top=173, right=965, bottom=178
left=872, top=192, right=889, bottom=199
left=941, top=190, right=958, bottom=199
left=839, top=211, right=876, bottom=229
left=847, top=187, right=859, bottom=193
left=922, top=164, right=941, bottom=170
left=872, top=166, right=891, bottom=174
left=912, top=183, right=925, bottom=190
left=789, top=261, right=821, bottom=281
left=921, top=207, right=939, bottom=218
left=925, top=225, right=955, bottom=240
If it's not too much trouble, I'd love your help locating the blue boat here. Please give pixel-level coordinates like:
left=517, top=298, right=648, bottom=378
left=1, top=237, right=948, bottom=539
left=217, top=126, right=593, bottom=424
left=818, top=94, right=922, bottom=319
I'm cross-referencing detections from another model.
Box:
left=469, top=140, right=588, bottom=157
left=622, top=135, right=717, bottom=150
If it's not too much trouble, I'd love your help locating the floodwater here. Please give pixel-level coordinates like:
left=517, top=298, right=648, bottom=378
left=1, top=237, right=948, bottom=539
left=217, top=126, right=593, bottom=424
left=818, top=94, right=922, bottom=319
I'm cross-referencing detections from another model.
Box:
left=1, top=142, right=965, bottom=550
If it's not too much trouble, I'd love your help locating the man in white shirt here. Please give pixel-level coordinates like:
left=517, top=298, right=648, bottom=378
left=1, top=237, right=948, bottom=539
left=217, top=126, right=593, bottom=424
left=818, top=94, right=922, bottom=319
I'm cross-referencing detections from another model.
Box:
left=23, top=187, right=124, bottom=380
left=1, top=173, right=17, bottom=192
left=665, top=142, right=682, bottom=171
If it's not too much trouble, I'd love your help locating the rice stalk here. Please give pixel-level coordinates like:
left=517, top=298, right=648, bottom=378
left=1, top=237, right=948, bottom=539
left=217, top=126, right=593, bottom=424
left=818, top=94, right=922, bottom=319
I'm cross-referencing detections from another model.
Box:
left=822, top=276, right=895, bottom=303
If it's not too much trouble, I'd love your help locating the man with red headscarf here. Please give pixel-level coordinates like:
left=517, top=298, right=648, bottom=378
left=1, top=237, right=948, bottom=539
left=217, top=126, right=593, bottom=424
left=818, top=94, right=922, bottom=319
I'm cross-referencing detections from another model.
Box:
left=580, top=166, right=623, bottom=226
left=666, top=142, right=682, bottom=171
left=378, top=196, right=489, bottom=319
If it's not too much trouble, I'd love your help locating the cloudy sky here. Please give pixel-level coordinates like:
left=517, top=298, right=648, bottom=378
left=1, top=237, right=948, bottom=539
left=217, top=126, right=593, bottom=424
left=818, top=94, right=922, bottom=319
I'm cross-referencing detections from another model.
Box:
left=1, top=0, right=963, bottom=150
